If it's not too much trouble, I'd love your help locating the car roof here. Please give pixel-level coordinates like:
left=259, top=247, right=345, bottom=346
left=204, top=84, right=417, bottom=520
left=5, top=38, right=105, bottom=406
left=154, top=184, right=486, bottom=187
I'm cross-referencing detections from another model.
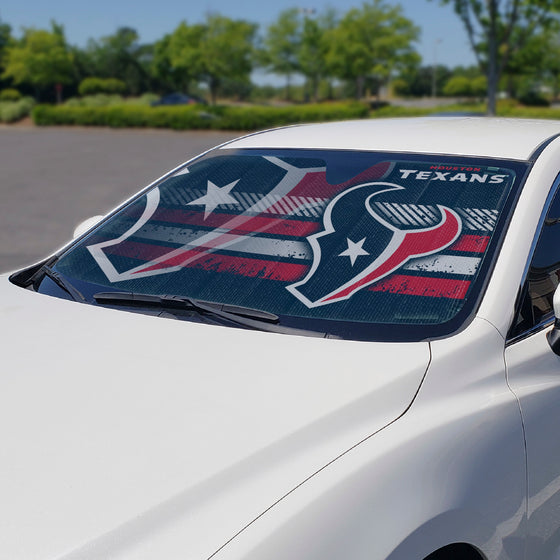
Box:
left=223, top=117, right=560, bottom=161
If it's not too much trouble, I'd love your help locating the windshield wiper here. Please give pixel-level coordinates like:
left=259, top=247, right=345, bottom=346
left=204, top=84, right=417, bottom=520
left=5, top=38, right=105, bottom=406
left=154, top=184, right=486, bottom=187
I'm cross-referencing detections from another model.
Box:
left=93, top=291, right=325, bottom=337
left=94, top=290, right=277, bottom=320
left=41, top=266, right=86, bottom=302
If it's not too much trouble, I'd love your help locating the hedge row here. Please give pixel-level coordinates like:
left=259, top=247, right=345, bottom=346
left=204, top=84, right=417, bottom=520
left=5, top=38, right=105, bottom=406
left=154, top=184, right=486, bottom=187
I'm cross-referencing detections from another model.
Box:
left=0, top=97, right=34, bottom=123
left=64, top=93, right=159, bottom=108
left=78, top=77, right=126, bottom=96
left=498, top=105, right=560, bottom=119
left=31, top=102, right=370, bottom=130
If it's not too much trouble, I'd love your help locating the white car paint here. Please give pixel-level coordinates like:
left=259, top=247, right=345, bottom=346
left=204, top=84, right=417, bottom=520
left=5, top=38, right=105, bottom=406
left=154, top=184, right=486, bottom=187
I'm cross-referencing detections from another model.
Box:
left=224, top=117, right=560, bottom=160
left=5, top=117, right=560, bottom=559
left=0, top=281, right=428, bottom=560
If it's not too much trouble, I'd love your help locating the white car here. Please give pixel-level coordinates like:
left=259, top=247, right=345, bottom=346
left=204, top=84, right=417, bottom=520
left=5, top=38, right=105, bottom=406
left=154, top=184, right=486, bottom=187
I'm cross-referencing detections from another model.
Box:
left=4, top=117, right=560, bottom=560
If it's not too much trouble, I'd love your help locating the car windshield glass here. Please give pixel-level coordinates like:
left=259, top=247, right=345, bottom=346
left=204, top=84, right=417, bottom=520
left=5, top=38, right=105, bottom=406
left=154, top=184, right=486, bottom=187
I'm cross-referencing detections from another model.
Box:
left=41, top=149, right=527, bottom=341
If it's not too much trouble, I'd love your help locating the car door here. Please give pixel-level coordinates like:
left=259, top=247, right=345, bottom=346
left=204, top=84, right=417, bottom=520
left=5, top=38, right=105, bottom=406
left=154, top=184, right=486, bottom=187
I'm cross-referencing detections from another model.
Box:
left=505, top=184, right=560, bottom=560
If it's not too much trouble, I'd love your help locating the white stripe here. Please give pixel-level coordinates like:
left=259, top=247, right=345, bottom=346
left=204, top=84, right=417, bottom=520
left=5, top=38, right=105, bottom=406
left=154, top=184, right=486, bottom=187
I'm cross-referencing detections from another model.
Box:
left=398, top=204, right=421, bottom=225
left=464, top=209, right=492, bottom=231
left=282, top=196, right=301, bottom=215
left=238, top=192, right=254, bottom=210
left=480, top=208, right=498, bottom=225
left=418, top=205, right=438, bottom=222
left=404, top=254, right=480, bottom=275
left=132, top=225, right=312, bottom=259
left=251, top=195, right=271, bottom=213
left=388, top=203, right=413, bottom=225
left=404, top=204, right=439, bottom=226
left=458, top=209, right=486, bottom=231
left=291, top=196, right=311, bottom=217
left=373, top=202, right=397, bottom=222
left=278, top=197, right=296, bottom=215
left=306, top=197, right=326, bottom=216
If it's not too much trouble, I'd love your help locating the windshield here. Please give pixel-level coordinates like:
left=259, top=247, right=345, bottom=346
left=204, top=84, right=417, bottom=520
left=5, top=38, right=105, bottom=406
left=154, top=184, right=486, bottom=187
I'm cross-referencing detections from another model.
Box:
left=36, top=148, right=527, bottom=341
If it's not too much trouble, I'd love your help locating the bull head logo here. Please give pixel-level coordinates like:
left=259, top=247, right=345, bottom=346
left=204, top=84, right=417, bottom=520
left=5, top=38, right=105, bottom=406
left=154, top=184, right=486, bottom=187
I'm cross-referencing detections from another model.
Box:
left=287, top=182, right=462, bottom=307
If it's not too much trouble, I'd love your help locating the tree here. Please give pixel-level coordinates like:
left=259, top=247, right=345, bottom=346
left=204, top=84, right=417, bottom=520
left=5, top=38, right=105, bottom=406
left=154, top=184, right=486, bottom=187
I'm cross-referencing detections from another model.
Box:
left=539, top=33, right=560, bottom=101
left=166, top=16, right=256, bottom=105
left=2, top=23, right=74, bottom=101
left=151, top=31, right=194, bottom=94
left=499, top=29, right=560, bottom=100
left=84, top=27, right=152, bottom=95
left=198, top=15, right=257, bottom=104
left=298, top=9, right=337, bottom=102
left=0, top=19, right=13, bottom=91
left=325, top=0, right=419, bottom=99
left=396, top=64, right=453, bottom=97
left=260, top=8, right=301, bottom=100
left=432, top=0, right=560, bottom=115
left=442, top=74, right=486, bottom=97
left=164, top=22, right=206, bottom=94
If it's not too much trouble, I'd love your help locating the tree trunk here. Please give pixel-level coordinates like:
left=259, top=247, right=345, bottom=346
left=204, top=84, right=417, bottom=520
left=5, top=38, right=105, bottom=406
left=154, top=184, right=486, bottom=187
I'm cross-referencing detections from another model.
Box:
left=312, top=75, right=319, bottom=103
left=486, top=0, right=499, bottom=116
left=356, top=75, right=365, bottom=100
left=285, top=74, right=291, bottom=101
left=210, top=77, right=219, bottom=105
left=327, top=80, right=333, bottom=100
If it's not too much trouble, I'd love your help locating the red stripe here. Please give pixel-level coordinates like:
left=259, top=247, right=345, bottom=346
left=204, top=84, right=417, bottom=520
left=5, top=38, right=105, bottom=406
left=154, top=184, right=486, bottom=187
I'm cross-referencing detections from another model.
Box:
left=369, top=275, right=471, bottom=299
left=103, top=240, right=171, bottom=262
left=136, top=250, right=307, bottom=281
left=287, top=161, right=392, bottom=199
left=103, top=240, right=469, bottom=297
left=152, top=208, right=320, bottom=237
left=449, top=234, right=489, bottom=253
left=103, top=240, right=307, bottom=281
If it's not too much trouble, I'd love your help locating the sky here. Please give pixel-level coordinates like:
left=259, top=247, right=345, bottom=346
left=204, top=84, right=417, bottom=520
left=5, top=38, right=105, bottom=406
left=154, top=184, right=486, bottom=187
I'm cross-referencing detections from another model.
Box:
left=0, top=0, right=477, bottom=77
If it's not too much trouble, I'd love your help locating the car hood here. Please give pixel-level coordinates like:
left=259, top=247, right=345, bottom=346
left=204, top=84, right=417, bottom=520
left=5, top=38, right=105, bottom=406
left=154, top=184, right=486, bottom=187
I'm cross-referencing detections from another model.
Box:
left=0, top=276, right=430, bottom=560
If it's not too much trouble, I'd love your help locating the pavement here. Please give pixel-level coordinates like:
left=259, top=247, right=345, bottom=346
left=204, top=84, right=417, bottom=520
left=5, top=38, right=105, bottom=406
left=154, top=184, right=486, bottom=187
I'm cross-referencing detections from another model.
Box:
left=0, top=126, right=238, bottom=272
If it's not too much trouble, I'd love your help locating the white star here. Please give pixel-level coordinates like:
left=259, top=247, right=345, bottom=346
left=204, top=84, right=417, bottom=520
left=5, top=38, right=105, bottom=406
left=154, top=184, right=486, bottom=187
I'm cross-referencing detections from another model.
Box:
left=188, top=179, right=240, bottom=219
left=338, top=237, right=370, bottom=266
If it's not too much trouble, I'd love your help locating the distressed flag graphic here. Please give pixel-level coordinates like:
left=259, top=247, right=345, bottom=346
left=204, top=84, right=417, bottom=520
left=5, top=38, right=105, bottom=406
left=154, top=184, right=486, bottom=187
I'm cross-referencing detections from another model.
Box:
left=81, top=153, right=513, bottom=324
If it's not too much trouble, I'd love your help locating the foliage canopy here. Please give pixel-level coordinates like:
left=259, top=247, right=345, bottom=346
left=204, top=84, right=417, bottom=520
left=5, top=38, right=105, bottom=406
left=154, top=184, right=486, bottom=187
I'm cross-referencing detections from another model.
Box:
left=2, top=23, right=74, bottom=97
left=434, top=0, right=560, bottom=114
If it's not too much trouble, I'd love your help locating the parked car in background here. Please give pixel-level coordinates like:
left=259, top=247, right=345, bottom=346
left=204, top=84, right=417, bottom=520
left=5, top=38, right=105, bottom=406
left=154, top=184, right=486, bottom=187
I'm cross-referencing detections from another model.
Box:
left=150, top=92, right=207, bottom=106
left=5, top=117, right=560, bottom=560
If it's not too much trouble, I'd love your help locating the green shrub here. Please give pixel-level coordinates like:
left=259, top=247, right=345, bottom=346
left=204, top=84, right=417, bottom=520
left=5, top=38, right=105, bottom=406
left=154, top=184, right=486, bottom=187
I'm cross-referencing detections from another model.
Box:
left=517, top=91, right=550, bottom=107
left=0, top=97, right=35, bottom=123
left=496, top=105, right=560, bottom=119
left=33, top=104, right=214, bottom=129
left=213, top=102, right=369, bottom=130
left=371, top=105, right=432, bottom=118
left=391, top=79, right=410, bottom=97
left=32, top=101, right=369, bottom=130
left=78, top=77, right=127, bottom=96
left=442, top=76, right=472, bottom=97
left=0, top=88, right=22, bottom=102
left=64, top=94, right=124, bottom=108
left=64, top=93, right=160, bottom=108
left=470, top=76, right=488, bottom=97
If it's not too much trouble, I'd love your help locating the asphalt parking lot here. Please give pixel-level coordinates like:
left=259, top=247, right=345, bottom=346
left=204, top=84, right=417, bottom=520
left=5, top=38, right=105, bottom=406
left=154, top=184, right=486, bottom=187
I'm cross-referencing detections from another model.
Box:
left=0, top=126, right=238, bottom=272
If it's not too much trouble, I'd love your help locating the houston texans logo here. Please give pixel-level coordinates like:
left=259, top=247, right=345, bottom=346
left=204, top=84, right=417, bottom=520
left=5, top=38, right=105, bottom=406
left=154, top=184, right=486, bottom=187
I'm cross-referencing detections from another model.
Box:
left=287, top=182, right=462, bottom=307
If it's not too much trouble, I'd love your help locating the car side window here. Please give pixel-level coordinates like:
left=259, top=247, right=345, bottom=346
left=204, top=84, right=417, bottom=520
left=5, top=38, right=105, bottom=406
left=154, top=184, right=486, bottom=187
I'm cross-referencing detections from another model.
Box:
left=510, top=188, right=560, bottom=338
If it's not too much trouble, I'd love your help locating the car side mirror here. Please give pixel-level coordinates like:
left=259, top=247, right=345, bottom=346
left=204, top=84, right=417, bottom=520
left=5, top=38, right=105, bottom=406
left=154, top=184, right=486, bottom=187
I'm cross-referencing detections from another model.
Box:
left=548, top=286, right=560, bottom=355
left=73, top=215, right=104, bottom=239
